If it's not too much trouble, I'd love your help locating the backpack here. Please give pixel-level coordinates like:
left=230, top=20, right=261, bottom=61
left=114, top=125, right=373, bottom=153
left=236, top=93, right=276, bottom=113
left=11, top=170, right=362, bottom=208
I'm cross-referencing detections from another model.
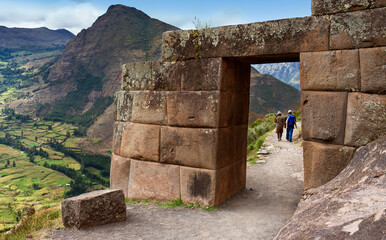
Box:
left=287, top=115, right=295, bottom=126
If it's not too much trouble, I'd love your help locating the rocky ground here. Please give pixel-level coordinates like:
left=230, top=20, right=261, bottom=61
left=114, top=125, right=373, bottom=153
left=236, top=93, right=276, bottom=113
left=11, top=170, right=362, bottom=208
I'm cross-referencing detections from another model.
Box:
left=51, top=128, right=304, bottom=240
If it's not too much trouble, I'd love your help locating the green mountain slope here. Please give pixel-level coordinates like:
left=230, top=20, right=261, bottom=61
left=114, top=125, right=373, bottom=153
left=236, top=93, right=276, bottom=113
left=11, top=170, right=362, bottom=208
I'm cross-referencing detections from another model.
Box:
left=249, top=67, right=300, bottom=115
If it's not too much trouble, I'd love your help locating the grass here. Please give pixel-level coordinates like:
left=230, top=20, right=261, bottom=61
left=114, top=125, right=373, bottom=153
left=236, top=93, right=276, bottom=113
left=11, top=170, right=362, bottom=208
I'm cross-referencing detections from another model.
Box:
left=126, top=198, right=218, bottom=211
left=0, top=206, right=62, bottom=240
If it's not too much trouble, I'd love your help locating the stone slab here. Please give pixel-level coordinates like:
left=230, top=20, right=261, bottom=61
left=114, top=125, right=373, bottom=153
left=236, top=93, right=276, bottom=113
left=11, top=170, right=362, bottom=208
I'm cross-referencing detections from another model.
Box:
left=303, top=141, right=356, bottom=190
left=344, top=92, right=386, bottom=147
left=302, top=91, right=348, bottom=144
left=113, top=122, right=126, bottom=155
left=330, top=8, right=386, bottom=50
left=162, top=16, right=329, bottom=61
left=312, top=0, right=385, bottom=15
left=62, top=189, right=126, bottom=229
left=160, top=126, right=233, bottom=169
left=180, top=167, right=217, bottom=206
left=127, top=160, right=180, bottom=201
left=114, top=91, right=133, bottom=122
left=180, top=160, right=246, bottom=206
left=110, top=154, right=131, bottom=198
left=120, top=123, right=160, bottom=162
left=167, top=91, right=232, bottom=128
left=121, top=61, right=180, bottom=91
left=131, top=91, right=167, bottom=125
left=300, top=50, right=360, bottom=91
left=360, top=47, right=386, bottom=93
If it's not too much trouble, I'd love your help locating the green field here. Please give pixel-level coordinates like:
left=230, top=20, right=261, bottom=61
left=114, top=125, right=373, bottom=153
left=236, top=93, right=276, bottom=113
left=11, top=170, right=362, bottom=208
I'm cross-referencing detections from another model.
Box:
left=0, top=112, right=109, bottom=231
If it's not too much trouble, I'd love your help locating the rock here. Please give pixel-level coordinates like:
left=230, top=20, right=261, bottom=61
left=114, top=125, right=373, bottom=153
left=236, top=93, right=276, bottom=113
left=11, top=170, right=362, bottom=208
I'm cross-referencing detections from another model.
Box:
left=359, top=47, right=386, bottom=94
left=311, top=0, right=385, bottom=15
left=256, top=150, right=269, bottom=155
left=61, top=189, right=126, bottom=229
left=275, top=136, right=386, bottom=240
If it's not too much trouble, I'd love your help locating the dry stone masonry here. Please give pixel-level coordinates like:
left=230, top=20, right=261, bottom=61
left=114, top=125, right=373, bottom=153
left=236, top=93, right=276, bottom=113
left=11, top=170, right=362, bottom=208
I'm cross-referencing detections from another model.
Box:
left=112, top=0, right=386, bottom=205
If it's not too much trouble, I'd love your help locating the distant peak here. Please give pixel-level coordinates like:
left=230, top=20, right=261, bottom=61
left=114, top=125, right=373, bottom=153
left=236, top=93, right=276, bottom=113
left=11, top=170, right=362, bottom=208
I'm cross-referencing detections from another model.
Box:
left=105, top=4, right=150, bottom=18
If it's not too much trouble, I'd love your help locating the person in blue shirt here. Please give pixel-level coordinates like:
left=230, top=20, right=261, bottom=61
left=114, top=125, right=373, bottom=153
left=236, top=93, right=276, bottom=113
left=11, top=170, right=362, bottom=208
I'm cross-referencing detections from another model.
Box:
left=286, top=110, right=297, bottom=142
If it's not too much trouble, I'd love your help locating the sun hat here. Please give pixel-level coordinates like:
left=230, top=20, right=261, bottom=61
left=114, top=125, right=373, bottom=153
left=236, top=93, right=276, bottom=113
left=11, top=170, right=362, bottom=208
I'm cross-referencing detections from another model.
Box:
left=277, top=111, right=282, bottom=115
left=288, top=110, right=292, bottom=113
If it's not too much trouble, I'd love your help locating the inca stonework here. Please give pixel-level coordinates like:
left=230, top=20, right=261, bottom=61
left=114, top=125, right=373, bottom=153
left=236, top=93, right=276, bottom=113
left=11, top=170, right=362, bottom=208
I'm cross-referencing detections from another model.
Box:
left=112, top=0, right=386, bottom=205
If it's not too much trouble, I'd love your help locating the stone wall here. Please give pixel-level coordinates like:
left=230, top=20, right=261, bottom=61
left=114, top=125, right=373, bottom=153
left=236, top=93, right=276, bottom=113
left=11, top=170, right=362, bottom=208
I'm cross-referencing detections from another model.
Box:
left=112, top=0, right=386, bottom=205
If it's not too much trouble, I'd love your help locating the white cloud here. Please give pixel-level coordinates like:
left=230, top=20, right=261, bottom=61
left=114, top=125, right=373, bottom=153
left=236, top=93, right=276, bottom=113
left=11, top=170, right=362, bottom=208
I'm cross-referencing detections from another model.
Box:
left=0, top=2, right=103, bottom=35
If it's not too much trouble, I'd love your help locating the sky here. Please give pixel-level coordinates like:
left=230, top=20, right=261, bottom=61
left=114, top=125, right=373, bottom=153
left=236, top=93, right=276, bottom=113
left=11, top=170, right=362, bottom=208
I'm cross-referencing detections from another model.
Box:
left=0, top=0, right=312, bottom=35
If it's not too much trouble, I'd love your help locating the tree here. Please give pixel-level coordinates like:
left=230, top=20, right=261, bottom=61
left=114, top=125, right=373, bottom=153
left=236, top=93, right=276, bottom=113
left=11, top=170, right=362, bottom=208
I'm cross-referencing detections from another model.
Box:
left=7, top=159, right=10, bottom=165
left=13, top=161, right=16, bottom=167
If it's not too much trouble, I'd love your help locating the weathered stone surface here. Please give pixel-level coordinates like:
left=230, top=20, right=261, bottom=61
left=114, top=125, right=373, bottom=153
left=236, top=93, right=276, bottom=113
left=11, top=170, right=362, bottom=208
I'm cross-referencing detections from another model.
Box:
left=303, top=141, right=356, bottom=189
left=302, top=91, right=348, bottom=144
left=232, top=92, right=250, bottom=125
left=360, top=47, right=386, bottom=93
left=160, top=126, right=233, bottom=169
left=180, top=160, right=246, bottom=206
left=62, top=189, right=126, bottom=229
left=131, top=91, right=167, bottom=125
left=275, top=137, right=386, bottom=240
left=110, top=154, right=131, bottom=197
left=233, top=125, right=248, bottom=161
left=221, top=59, right=251, bottom=92
left=112, top=122, right=126, bottom=155
left=120, top=123, right=160, bottom=161
left=180, top=167, right=217, bottom=206
left=300, top=50, right=360, bottom=91
left=162, top=16, right=329, bottom=61
left=345, top=92, right=386, bottom=147
left=127, top=160, right=180, bottom=200
left=312, top=0, right=385, bottom=15
left=216, top=160, right=246, bottom=204
left=121, top=61, right=180, bottom=91
left=330, top=8, right=386, bottom=50
left=114, top=91, right=133, bottom=122
left=167, top=91, right=231, bottom=127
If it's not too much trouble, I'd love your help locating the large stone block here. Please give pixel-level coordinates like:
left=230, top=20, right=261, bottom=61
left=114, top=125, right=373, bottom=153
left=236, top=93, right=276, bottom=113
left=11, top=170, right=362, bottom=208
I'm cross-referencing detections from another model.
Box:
left=180, top=167, right=217, bottom=206
left=127, top=160, right=180, bottom=201
left=345, top=92, right=386, bottom=147
left=312, top=0, right=385, bottom=15
left=120, top=123, right=160, bottom=162
left=180, top=160, right=246, bottom=206
left=167, top=91, right=232, bottom=127
left=160, top=126, right=233, bottom=170
left=360, top=47, right=386, bottom=93
left=302, top=91, right=348, bottom=144
left=162, top=16, right=329, bottom=61
left=121, top=61, right=180, bottom=91
left=300, top=50, right=360, bottom=91
left=330, top=8, right=386, bottom=50
left=110, top=154, right=131, bottom=198
left=131, top=91, right=167, bottom=125
left=62, top=189, right=126, bottom=229
left=114, top=91, right=133, bottom=122
left=303, top=141, right=356, bottom=189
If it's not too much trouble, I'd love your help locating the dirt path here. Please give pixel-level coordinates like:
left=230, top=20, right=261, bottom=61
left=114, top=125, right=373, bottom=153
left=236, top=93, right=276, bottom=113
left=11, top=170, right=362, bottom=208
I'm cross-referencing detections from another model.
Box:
left=51, top=128, right=304, bottom=240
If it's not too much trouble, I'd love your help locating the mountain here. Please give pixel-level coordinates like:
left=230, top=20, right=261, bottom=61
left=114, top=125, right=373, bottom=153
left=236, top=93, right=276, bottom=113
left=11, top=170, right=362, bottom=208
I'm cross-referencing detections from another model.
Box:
left=0, top=26, right=74, bottom=49
left=9, top=5, right=179, bottom=154
left=249, top=67, right=300, bottom=115
left=253, top=62, right=300, bottom=90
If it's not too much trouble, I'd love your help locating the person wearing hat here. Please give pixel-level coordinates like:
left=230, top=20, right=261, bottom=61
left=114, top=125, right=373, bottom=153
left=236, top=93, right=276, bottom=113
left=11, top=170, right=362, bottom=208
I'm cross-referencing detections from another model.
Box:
left=286, top=110, right=297, bottom=142
left=274, top=111, right=286, bottom=141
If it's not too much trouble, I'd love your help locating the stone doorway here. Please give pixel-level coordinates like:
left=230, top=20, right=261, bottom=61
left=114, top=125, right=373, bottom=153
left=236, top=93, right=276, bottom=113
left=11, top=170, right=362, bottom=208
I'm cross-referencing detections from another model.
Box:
left=111, top=2, right=385, bottom=206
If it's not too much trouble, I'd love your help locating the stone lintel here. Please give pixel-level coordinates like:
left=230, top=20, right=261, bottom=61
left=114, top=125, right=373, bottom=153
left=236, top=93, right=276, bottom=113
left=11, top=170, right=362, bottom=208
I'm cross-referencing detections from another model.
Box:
left=162, top=16, right=329, bottom=61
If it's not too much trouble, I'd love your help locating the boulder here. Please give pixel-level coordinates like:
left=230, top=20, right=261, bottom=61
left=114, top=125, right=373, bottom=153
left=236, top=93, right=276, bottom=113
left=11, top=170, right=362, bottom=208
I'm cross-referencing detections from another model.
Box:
left=62, top=189, right=126, bottom=229
left=274, top=136, right=386, bottom=240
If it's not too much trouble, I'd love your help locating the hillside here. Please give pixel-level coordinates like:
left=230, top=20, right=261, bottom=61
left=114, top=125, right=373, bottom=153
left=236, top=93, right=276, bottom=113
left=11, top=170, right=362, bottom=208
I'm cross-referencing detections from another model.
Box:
left=8, top=5, right=178, bottom=153
left=253, top=62, right=300, bottom=90
left=0, top=26, right=74, bottom=49
left=249, top=67, right=300, bottom=115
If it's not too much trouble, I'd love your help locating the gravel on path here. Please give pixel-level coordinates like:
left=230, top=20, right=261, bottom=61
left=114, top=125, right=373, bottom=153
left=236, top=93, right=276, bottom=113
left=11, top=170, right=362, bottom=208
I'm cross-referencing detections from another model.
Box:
left=51, top=128, right=304, bottom=240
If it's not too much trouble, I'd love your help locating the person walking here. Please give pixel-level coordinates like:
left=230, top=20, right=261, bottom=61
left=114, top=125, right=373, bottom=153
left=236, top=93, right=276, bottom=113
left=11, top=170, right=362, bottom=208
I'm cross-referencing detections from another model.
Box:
left=286, top=110, right=297, bottom=142
left=274, top=111, right=286, bottom=141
